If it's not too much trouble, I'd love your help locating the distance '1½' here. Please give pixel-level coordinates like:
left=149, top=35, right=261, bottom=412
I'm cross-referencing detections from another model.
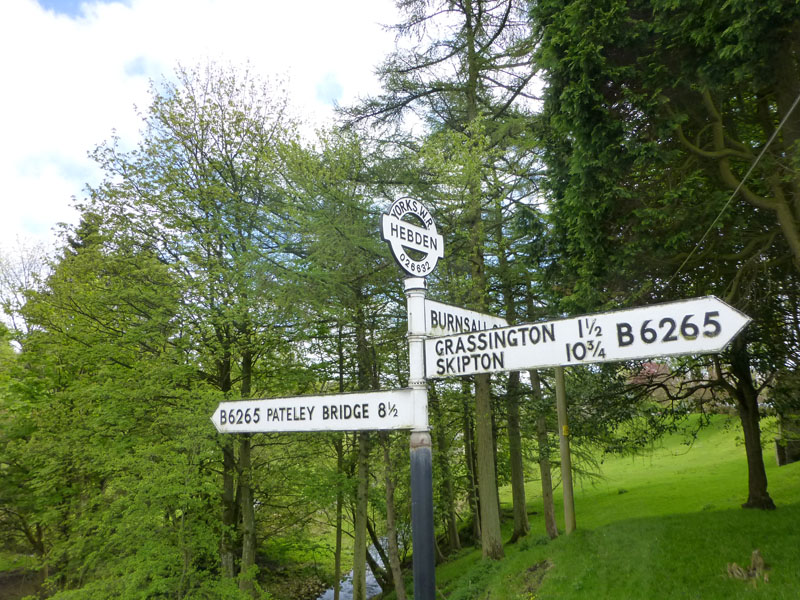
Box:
left=616, top=311, right=721, bottom=347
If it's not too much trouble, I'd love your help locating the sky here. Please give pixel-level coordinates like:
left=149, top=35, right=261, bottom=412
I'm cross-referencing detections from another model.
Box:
left=0, top=0, right=400, bottom=252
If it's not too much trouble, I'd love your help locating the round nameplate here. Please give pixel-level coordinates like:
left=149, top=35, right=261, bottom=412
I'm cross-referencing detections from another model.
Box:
left=381, top=198, right=444, bottom=277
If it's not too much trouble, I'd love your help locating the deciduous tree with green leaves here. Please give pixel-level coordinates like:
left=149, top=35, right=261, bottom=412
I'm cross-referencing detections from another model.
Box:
left=95, top=64, right=307, bottom=590
left=280, top=128, right=409, bottom=598
left=532, top=0, right=800, bottom=509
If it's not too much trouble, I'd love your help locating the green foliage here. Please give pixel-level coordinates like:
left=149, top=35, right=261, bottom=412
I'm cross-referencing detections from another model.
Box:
left=0, top=64, right=325, bottom=598
left=1, top=233, right=236, bottom=597
left=5, top=1, right=799, bottom=595
left=532, top=0, right=800, bottom=510
left=442, top=558, right=502, bottom=600
left=533, top=0, right=800, bottom=311
left=11, top=64, right=418, bottom=599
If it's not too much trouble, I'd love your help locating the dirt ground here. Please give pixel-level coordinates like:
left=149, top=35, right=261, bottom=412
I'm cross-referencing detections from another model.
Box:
left=0, top=569, right=42, bottom=600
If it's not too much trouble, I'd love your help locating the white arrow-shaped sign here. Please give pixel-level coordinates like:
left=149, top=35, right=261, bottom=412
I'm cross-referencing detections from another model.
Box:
left=425, top=299, right=508, bottom=337
left=425, top=296, right=750, bottom=379
left=211, top=388, right=426, bottom=433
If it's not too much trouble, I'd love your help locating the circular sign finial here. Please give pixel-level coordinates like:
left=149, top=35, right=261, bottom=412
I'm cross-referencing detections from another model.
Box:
left=381, top=198, right=444, bottom=277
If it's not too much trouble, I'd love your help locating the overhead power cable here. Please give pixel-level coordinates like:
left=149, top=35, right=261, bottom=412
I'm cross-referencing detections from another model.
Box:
left=665, top=88, right=800, bottom=289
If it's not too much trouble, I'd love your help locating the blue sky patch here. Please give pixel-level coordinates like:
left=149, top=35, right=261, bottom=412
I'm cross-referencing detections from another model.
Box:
left=37, top=0, right=127, bottom=18
left=124, top=56, right=149, bottom=77
left=20, top=154, right=95, bottom=182
left=316, top=73, right=343, bottom=106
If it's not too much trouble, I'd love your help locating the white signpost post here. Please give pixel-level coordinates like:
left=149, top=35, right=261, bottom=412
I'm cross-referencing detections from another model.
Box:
left=381, top=197, right=446, bottom=600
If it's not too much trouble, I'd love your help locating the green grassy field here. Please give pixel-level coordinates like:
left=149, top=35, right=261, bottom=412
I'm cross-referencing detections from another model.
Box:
left=432, top=415, right=800, bottom=600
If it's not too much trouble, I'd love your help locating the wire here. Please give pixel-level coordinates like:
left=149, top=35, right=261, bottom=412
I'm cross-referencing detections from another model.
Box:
left=665, top=89, right=800, bottom=289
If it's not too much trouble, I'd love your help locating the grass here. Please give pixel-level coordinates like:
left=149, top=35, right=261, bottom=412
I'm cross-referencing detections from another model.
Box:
left=0, top=552, right=36, bottom=572
left=432, top=415, right=800, bottom=600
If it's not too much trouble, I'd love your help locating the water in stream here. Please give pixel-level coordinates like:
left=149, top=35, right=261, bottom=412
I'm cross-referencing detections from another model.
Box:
left=315, top=568, right=382, bottom=600
left=316, top=545, right=384, bottom=600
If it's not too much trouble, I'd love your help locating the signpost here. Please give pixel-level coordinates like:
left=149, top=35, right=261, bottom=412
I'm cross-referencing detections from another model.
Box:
left=211, top=389, right=426, bottom=434
left=382, top=195, right=442, bottom=600
left=381, top=198, right=444, bottom=277
left=424, top=298, right=508, bottom=337
left=425, top=296, right=750, bottom=379
left=404, top=277, right=435, bottom=600
left=211, top=195, right=752, bottom=600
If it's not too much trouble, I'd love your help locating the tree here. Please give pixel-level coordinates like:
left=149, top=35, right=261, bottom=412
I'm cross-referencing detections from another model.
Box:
left=279, top=129, right=408, bottom=597
left=348, top=0, right=540, bottom=558
left=531, top=0, right=800, bottom=509
left=85, top=63, right=305, bottom=592
left=0, top=240, right=49, bottom=334
left=7, top=223, right=241, bottom=598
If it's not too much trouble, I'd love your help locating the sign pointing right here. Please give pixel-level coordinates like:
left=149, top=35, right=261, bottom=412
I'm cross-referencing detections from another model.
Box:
left=425, top=296, right=751, bottom=378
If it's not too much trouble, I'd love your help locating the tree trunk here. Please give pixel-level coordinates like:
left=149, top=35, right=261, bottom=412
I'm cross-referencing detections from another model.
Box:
left=333, top=436, right=344, bottom=600
left=492, top=405, right=502, bottom=523
left=220, top=438, right=237, bottom=578
left=366, top=518, right=391, bottom=592
left=462, top=385, right=481, bottom=543
left=475, top=373, right=505, bottom=559
left=494, top=170, right=529, bottom=545
left=430, top=385, right=461, bottom=552
left=352, top=432, right=370, bottom=600
left=506, top=371, right=530, bottom=543
left=434, top=536, right=447, bottom=565
left=462, top=0, right=503, bottom=560
left=726, top=339, right=776, bottom=509
left=531, top=370, right=559, bottom=539
left=365, top=547, right=389, bottom=595
left=238, top=349, right=257, bottom=595
left=382, top=433, right=408, bottom=600
left=238, top=436, right=256, bottom=596
left=218, top=351, right=237, bottom=578
left=334, top=327, right=346, bottom=600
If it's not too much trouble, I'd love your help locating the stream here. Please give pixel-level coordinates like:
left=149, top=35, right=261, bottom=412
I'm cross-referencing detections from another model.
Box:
left=316, top=545, right=384, bottom=600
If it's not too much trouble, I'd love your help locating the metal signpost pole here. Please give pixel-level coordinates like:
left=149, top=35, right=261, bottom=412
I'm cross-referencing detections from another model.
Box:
left=405, top=277, right=436, bottom=600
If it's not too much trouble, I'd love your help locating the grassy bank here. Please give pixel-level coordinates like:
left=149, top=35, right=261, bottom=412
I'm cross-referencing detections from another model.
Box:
left=432, top=415, right=800, bottom=600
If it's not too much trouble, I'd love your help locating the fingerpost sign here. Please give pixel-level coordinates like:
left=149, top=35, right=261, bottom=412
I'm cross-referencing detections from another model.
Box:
left=212, top=194, right=752, bottom=599
left=425, top=296, right=749, bottom=378
left=381, top=197, right=444, bottom=277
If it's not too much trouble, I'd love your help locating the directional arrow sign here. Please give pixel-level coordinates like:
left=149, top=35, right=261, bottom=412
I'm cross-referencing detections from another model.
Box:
left=425, top=299, right=508, bottom=337
left=425, top=296, right=750, bottom=379
left=211, top=388, right=426, bottom=433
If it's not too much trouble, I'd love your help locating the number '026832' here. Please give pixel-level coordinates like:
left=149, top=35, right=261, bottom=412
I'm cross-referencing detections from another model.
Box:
left=219, top=407, right=261, bottom=426
left=399, top=252, right=430, bottom=275
left=616, top=311, right=721, bottom=347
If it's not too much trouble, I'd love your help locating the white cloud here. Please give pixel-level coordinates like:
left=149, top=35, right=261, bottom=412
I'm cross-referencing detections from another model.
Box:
left=0, top=0, right=398, bottom=249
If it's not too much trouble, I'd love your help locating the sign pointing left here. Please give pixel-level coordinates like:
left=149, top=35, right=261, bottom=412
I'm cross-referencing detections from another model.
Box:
left=211, top=389, right=425, bottom=433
